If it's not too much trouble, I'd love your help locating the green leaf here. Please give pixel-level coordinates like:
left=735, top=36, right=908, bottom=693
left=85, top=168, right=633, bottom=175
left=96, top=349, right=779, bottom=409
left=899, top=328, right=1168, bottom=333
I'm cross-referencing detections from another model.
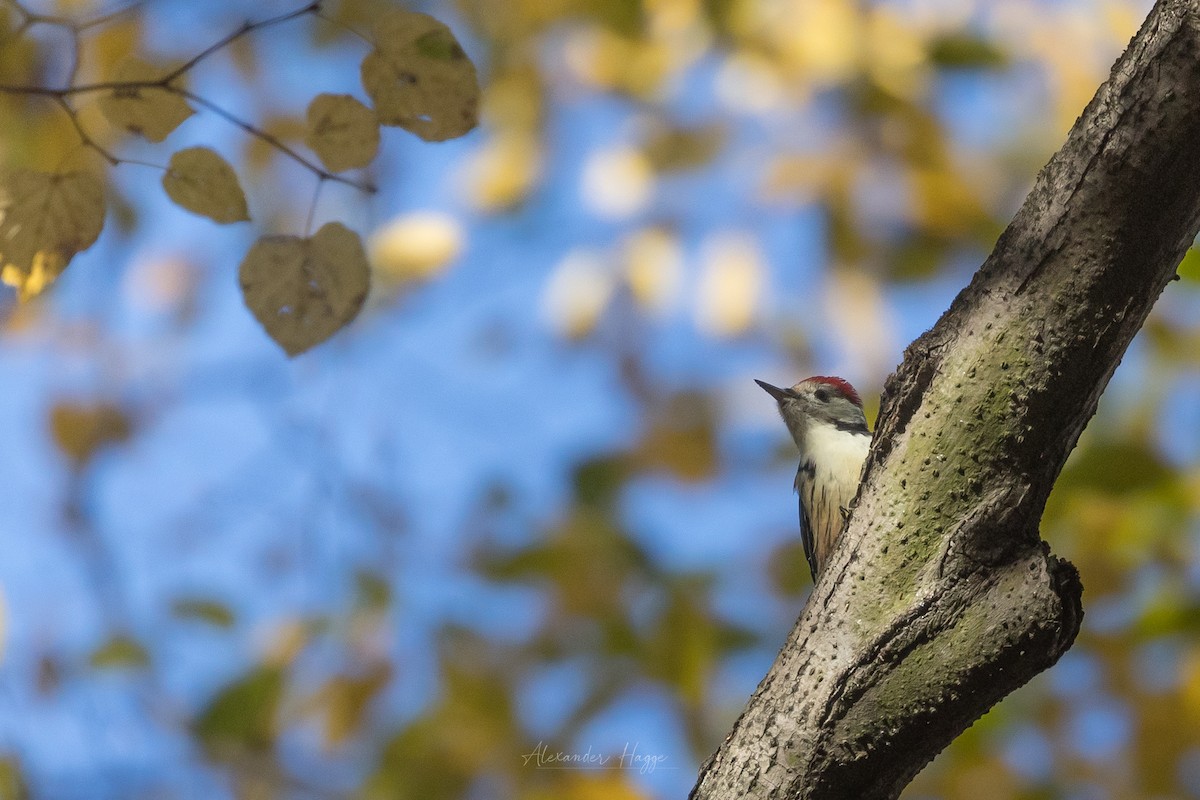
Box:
left=171, top=598, right=236, bottom=628
left=1059, top=440, right=1172, bottom=495
left=928, top=34, right=1009, bottom=69
left=193, top=665, right=285, bottom=753
left=90, top=634, right=149, bottom=670
left=1177, top=246, right=1200, bottom=282
left=572, top=455, right=630, bottom=509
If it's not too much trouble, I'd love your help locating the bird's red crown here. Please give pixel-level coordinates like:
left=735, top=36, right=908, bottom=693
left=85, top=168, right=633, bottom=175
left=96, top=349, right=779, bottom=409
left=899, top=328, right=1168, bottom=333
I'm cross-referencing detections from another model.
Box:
left=808, top=376, right=862, bottom=408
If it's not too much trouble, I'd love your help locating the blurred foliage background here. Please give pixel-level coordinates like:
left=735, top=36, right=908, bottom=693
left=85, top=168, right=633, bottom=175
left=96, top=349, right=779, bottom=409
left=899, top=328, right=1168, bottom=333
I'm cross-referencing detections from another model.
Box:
left=2, top=0, right=1200, bottom=798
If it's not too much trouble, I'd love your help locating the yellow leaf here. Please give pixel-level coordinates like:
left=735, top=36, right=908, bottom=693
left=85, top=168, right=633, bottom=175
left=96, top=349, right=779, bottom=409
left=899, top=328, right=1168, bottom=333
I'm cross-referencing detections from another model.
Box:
left=622, top=226, right=683, bottom=315
left=694, top=232, right=764, bottom=337
left=368, top=211, right=463, bottom=283
left=97, top=57, right=193, bottom=142
left=559, top=772, right=652, bottom=800
left=239, top=222, right=370, bottom=356
left=305, top=93, right=380, bottom=172
left=0, top=169, right=105, bottom=300
left=0, top=755, right=27, bottom=800
left=49, top=401, right=132, bottom=466
left=360, top=10, right=479, bottom=141
left=540, top=249, right=614, bottom=339
left=580, top=146, right=653, bottom=219
left=162, top=147, right=249, bottom=224
left=464, top=132, right=542, bottom=211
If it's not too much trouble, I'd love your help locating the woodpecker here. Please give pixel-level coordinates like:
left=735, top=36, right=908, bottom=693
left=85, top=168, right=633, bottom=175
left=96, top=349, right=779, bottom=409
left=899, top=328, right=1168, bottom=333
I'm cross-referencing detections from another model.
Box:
left=756, top=376, right=871, bottom=581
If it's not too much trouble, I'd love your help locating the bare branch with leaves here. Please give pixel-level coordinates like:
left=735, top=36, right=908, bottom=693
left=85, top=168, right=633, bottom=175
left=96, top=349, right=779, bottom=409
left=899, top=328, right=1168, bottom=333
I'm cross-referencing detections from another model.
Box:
left=0, top=1, right=479, bottom=354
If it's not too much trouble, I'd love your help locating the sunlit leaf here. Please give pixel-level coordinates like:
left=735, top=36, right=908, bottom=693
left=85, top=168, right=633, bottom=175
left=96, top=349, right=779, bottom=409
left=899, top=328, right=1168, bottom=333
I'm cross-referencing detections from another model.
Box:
left=464, top=132, right=542, bottom=211
left=305, top=93, right=380, bottom=172
left=540, top=249, right=615, bottom=339
left=171, top=598, right=236, bottom=628
left=239, top=221, right=370, bottom=356
left=694, top=232, right=764, bottom=337
left=539, top=771, right=652, bottom=800
left=97, top=57, right=192, bottom=142
left=580, top=146, right=653, bottom=219
left=193, top=665, right=285, bottom=754
left=0, top=169, right=105, bottom=300
left=162, top=147, right=250, bottom=224
left=361, top=10, right=479, bottom=141
left=90, top=634, right=149, bottom=670
left=368, top=211, right=463, bottom=283
left=48, top=401, right=132, bottom=467
left=622, top=226, right=683, bottom=315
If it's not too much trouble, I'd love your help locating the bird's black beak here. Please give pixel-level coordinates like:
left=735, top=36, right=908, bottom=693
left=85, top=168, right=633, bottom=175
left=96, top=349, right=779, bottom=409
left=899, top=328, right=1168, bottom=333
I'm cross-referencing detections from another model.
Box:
left=755, top=379, right=792, bottom=402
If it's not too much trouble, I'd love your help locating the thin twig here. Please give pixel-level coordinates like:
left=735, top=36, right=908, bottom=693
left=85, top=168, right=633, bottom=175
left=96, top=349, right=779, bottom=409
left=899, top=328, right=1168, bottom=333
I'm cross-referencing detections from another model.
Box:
left=65, top=28, right=81, bottom=85
left=305, top=178, right=326, bottom=236
left=180, top=90, right=375, bottom=194
left=0, top=0, right=376, bottom=196
left=314, top=9, right=371, bottom=46
left=77, top=0, right=146, bottom=32
left=162, top=1, right=322, bottom=84
left=0, top=79, right=171, bottom=95
left=54, top=96, right=120, bottom=165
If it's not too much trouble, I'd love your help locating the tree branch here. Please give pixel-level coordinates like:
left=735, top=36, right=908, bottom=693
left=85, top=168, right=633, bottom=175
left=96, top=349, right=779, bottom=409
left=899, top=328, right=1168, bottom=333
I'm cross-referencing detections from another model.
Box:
left=692, top=1, right=1200, bottom=797
left=160, top=1, right=322, bottom=84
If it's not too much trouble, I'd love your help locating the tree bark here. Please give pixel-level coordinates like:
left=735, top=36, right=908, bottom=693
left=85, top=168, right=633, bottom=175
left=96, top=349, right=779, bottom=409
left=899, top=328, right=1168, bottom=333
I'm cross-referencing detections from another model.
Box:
left=692, top=1, right=1200, bottom=798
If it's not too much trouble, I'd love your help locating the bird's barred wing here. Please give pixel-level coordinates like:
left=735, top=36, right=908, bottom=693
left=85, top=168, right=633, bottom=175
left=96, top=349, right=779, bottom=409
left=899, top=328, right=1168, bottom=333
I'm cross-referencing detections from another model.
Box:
left=795, top=466, right=818, bottom=581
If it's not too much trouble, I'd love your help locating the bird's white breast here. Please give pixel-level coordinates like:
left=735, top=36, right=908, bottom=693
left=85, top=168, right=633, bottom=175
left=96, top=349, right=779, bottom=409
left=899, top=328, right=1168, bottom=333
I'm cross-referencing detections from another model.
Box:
left=796, top=422, right=871, bottom=575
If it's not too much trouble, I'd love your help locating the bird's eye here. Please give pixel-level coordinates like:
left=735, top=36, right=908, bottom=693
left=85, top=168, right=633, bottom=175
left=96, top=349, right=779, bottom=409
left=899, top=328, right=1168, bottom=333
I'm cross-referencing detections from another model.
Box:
left=814, top=388, right=830, bottom=403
